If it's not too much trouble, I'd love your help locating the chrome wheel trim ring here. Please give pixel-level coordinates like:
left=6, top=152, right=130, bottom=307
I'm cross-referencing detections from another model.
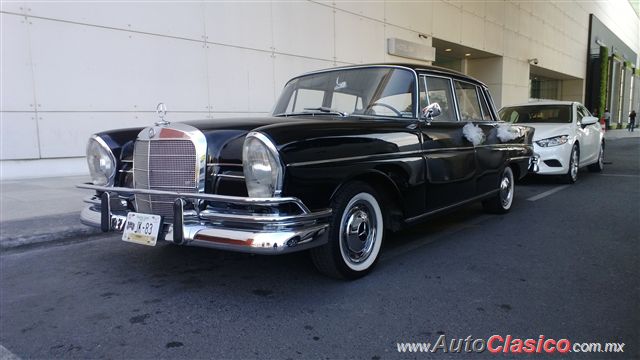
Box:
left=339, top=192, right=383, bottom=271
left=499, top=167, right=514, bottom=209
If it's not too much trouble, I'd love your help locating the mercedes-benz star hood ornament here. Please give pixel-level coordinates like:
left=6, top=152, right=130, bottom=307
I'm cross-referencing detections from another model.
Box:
left=155, top=102, right=170, bottom=126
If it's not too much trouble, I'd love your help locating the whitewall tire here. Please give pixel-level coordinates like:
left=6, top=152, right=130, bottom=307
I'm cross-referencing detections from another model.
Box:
left=310, top=182, right=384, bottom=279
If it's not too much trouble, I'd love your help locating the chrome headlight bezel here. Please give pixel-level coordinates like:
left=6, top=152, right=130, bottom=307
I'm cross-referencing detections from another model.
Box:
left=535, top=135, right=569, bottom=147
left=242, top=131, right=283, bottom=198
left=86, top=135, right=117, bottom=186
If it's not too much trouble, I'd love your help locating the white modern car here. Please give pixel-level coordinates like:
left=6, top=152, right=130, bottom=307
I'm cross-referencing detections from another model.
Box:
left=499, top=101, right=604, bottom=183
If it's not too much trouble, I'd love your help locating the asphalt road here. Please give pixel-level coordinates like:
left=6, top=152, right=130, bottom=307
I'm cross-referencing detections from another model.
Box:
left=1, top=138, right=638, bottom=359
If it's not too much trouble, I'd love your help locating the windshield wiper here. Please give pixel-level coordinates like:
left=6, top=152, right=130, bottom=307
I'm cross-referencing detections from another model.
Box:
left=274, top=107, right=348, bottom=117
left=303, top=107, right=348, bottom=116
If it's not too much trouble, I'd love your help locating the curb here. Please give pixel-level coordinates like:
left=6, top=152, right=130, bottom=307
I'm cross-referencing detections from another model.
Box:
left=0, top=212, right=102, bottom=251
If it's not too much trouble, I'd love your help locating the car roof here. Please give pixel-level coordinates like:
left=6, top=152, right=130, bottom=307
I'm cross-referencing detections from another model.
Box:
left=297, top=63, right=487, bottom=88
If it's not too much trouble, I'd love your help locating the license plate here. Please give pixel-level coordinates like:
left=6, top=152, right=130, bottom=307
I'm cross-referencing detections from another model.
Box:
left=122, top=212, right=162, bottom=246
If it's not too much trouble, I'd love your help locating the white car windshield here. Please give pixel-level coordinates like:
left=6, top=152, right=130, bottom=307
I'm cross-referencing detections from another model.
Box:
left=499, top=105, right=572, bottom=124
left=273, top=67, right=416, bottom=118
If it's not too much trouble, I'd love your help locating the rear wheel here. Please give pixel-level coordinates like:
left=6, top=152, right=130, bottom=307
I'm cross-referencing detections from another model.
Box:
left=562, top=144, right=579, bottom=183
left=482, top=166, right=514, bottom=214
left=310, top=182, right=384, bottom=279
left=588, top=142, right=604, bottom=172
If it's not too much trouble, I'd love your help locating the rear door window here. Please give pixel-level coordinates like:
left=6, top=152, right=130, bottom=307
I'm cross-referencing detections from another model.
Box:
left=454, top=80, right=483, bottom=121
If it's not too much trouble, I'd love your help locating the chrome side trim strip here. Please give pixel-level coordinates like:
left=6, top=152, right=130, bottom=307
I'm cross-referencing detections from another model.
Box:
left=288, top=147, right=486, bottom=167
left=207, top=162, right=243, bottom=167
left=288, top=150, right=422, bottom=167
left=214, top=174, right=245, bottom=180
left=405, top=189, right=500, bottom=223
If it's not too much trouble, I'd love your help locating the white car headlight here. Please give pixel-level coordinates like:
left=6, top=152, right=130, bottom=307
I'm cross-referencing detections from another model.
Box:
left=242, top=132, right=283, bottom=198
left=86, top=135, right=116, bottom=186
left=536, top=135, right=569, bottom=147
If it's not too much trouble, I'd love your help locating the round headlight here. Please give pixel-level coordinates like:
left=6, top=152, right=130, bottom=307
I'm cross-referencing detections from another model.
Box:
left=242, top=132, right=283, bottom=198
left=86, top=135, right=116, bottom=186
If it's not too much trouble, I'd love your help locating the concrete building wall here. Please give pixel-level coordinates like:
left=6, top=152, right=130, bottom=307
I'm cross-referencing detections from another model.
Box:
left=1, top=0, right=638, bottom=179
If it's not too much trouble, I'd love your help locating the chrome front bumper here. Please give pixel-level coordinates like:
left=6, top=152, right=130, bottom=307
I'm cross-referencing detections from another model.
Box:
left=77, top=184, right=331, bottom=254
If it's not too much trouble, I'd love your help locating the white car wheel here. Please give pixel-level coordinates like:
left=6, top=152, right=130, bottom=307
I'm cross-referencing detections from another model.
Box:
left=563, top=144, right=579, bottom=184
left=588, top=143, right=604, bottom=172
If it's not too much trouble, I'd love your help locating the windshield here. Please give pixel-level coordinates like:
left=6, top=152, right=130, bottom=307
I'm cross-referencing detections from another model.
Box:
left=273, top=67, right=416, bottom=118
left=499, top=105, right=572, bottom=124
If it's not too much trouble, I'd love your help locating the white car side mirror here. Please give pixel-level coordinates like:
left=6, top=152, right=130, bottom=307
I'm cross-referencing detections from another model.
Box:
left=581, top=116, right=598, bottom=126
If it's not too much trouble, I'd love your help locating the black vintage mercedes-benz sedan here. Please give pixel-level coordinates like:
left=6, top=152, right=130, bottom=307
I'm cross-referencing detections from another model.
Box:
left=79, top=64, right=536, bottom=279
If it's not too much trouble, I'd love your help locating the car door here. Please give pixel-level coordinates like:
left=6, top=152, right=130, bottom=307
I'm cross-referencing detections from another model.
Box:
left=418, top=74, right=476, bottom=210
left=464, top=85, right=507, bottom=195
left=576, top=105, right=598, bottom=164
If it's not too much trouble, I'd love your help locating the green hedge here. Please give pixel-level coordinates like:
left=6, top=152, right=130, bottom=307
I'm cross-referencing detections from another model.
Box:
left=599, top=46, right=609, bottom=117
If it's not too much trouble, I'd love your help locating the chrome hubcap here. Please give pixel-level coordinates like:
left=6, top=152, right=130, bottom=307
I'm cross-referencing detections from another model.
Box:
left=341, top=201, right=377, bottom=264
left=499, top=173, right=513, bottom=208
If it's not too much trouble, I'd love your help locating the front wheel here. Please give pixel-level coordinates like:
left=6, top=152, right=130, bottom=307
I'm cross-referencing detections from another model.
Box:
left=588, top=143, right=604, bottom=172
left=310, top=182, right=384, bottom=279
left=562, top=144, right=579, bottom=183
left=482, top=166, right=515, bottom=214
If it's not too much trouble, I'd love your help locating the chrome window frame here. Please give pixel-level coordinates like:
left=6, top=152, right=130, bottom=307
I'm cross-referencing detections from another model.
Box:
left=477, top=85, right=494, bottom=121
left=420, top=74, right=460, bottom=122
left=281, top=65, right=420, bottom=120
left=452, top=78, right=485, bottom=122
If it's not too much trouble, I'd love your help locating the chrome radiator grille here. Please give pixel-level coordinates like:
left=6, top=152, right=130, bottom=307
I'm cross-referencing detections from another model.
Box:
left=133, top=139, right=198, bottom=221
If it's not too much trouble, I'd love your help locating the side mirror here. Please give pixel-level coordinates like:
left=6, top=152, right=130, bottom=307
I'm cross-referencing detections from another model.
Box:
left=421, top=102, right=441, bottom=120
left=581, top=116, right=598, bottom=126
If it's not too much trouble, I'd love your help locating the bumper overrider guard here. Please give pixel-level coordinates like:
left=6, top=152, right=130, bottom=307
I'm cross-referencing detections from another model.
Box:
left=78, top=183, right=332, bottom=254
left=528, top=153, right=540, bottom=173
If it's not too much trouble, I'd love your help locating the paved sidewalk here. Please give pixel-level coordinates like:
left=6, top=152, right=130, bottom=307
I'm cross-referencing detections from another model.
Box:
left=0, top=175, right=100, bottom=250
left=0, top=129, right=638, bottom=251
left=605, top=128, right=640, bottom=140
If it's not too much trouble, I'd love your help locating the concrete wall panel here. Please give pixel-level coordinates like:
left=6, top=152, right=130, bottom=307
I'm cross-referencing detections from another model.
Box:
left=385, top=1, right=432, bottom=35
left=26, top=2, right=206, bottom=41
left=432, top=1, right=461, bottom=43
left=204, top=2, right=272, bottom=52
left=0, top=113, right=40, bottom=160
left=335, top=12, right=385, bottom=64
left=333, top=0, right=384, bottom=21
left=485, top=1, right=505, bottom=26
left=272, top=2, right=334, bottom=60
left=461, top=12, right=485, bottom=51
left=1, top=14, right=35, bottom=112
left=484, top=20, right=504, bottom=55
left=28, top=18, right=209, bottom=112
